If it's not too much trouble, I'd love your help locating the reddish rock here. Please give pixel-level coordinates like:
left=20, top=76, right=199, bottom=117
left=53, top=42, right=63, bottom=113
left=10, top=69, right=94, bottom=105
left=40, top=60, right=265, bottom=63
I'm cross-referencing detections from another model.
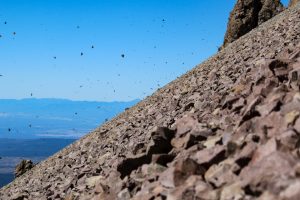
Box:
left=159, top=158, right=204, bottom=188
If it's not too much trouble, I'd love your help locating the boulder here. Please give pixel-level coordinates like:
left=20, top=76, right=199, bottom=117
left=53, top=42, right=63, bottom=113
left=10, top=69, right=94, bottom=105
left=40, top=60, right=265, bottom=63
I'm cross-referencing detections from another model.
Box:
left=222, top=0, right=284, bottom=48
left=289, top=0, right=300, bottom=7
left=14, top=160, right=34, bottom=178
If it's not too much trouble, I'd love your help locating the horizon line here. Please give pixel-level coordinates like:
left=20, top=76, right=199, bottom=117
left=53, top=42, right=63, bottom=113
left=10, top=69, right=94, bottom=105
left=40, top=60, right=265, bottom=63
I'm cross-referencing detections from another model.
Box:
left=0, top=97, right=141, bottom=103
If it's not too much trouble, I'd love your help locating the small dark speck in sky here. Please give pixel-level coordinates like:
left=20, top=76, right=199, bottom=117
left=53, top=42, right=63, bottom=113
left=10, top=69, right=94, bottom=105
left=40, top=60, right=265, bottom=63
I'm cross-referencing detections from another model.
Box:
left=53, top=56, right=57, bottom=59
left=4, top=21, right=7, bottom=24
left=13, top=32, right=16, bottom=35
left=30, top=93, right=33, bottom=96
left=91, top=45, right=94, bottom=49
left=8, top=128, right=11, bottom=132
left=81, top=52, right=84, bottom=56
left=121, top=54, right=125, bottom=58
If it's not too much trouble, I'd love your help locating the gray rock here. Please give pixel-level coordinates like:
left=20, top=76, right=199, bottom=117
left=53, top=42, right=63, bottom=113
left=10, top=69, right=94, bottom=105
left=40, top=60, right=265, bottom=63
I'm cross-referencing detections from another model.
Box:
left=14, top=160, right=34, bottom=178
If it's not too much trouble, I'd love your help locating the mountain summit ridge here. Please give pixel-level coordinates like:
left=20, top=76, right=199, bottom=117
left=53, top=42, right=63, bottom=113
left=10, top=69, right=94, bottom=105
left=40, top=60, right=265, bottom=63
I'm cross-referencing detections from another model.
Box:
left=1, top=3, right=300, bottom=200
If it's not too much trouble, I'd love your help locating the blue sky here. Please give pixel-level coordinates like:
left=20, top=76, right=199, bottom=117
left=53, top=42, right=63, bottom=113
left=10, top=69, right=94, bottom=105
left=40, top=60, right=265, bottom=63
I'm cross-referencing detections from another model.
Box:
left=0, top=0, right=289, bottom=101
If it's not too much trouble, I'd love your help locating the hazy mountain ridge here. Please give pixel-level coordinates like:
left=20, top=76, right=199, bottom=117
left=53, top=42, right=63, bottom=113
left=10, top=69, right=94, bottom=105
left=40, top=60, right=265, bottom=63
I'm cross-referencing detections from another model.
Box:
left=0, top=98, right=139, bottom=187
left=0, top=98, right=139, bottom=139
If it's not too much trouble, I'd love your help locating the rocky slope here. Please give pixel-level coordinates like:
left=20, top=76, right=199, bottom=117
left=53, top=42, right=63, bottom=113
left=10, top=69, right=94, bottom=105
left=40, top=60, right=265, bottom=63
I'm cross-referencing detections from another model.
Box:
left=1, top=3, right=300, bottom=200
left=222, top=0, right=284, bottom=48
left=290, top=0, right=300, bottom=7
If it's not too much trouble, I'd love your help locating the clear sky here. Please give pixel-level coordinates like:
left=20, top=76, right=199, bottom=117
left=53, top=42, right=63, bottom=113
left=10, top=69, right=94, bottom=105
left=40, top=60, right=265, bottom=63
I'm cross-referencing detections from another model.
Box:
left=0, top=0, right=289, bottom=101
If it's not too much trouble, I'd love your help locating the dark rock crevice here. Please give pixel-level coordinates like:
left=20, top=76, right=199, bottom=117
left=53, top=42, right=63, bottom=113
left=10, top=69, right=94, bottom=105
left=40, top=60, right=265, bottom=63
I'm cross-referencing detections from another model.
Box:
left=117, top=127, right=175, bottom=178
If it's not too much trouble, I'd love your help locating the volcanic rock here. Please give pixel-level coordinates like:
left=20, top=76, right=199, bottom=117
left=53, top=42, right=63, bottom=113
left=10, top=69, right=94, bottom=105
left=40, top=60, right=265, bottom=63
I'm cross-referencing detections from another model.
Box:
left=222, top=0, right=285, bottom=48
left=289, top=0, right=300, bottom=7
left=14, top=160, right=34, bottom=178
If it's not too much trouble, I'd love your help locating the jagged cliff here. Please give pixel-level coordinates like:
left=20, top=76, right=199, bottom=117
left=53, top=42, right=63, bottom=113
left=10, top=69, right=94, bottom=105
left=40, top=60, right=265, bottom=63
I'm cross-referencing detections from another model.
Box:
left=1, top=3, right=300, bottom=200
left=290, top=0, right=300, bottom=7
left=222, top=0, right=285, bottom=49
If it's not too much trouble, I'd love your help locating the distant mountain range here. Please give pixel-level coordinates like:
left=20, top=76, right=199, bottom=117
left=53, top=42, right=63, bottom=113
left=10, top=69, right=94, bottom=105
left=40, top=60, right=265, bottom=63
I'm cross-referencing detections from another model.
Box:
left=0, top=98, right=139, bottom=139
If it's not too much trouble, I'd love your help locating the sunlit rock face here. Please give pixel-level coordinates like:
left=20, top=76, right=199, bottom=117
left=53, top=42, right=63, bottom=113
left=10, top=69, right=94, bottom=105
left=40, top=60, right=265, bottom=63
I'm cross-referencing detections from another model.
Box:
left=222, top=0, right=284, bottom=49
left=289, top=0, right=300, bottom=7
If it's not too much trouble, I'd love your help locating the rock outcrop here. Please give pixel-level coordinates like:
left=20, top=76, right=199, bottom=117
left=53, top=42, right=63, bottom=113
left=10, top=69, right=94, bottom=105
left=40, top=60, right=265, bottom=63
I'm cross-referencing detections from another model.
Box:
left=0, top=2, right=300, bottom=200
left=14, top=160, right=34, bottom=178
left=222, top=0, right=285, bottom=48
left=289, top=0, right=300, bottom=7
